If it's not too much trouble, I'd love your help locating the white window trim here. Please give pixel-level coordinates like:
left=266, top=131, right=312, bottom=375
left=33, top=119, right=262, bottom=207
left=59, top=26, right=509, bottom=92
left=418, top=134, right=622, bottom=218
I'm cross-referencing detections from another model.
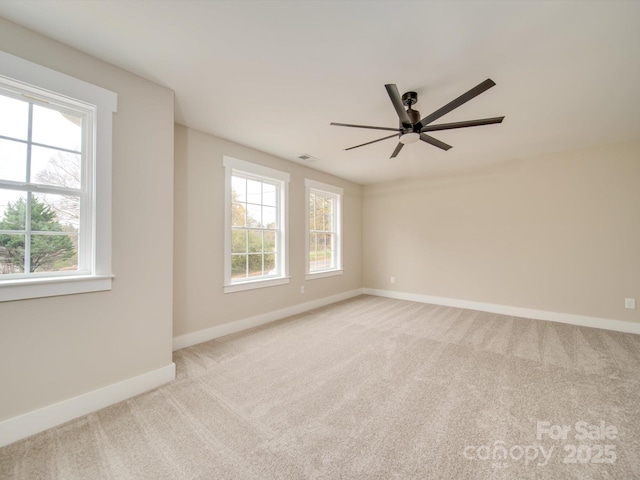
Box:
left=0, top=50, right=116, bottom=302
left=223, top=156, right=290, bottom=293
left=305, top=179, right=343, bottom=280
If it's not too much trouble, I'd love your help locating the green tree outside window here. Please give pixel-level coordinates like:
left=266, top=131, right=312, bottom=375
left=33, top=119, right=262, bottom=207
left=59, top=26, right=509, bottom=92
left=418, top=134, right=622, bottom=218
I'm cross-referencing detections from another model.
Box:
left=0, top=196, right=76, bottom=273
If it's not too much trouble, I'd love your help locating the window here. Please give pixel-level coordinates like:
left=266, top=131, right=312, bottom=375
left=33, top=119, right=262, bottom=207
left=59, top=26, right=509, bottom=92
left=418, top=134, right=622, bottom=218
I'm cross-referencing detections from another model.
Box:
left=224, top=157, right=289, bottom=293
left=0, top=50, right=116, bottom=302
left=305, top=179, right=343, bottom=279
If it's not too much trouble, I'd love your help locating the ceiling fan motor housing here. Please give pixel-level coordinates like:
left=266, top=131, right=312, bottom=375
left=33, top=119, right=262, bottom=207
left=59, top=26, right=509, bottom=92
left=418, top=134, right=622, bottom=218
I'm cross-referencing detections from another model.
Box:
left=405, top=108, right=420, bottom=128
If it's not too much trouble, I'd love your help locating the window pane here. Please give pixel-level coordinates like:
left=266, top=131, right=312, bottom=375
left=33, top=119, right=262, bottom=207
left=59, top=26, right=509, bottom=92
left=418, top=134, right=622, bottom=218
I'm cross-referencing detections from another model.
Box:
left=232, top=203, right=246, bottom=227
left=246, top=179, right=261, bottom=204
left=0, top=94, right=29, bottom=141
left=317, top=194, right=326, bottom=213
left=247, top=253, right=263, bottom=277
left=32, top=104, right=82, bottom=152
left=30, top=234, right=77, bottom=273
left=0, top=233, right=25, bottom=274
left=232, top=254, right=247, bottom=279
left=264, top=253, right=275, bottom=274
left=317, top=234, right=326, bottom=250
left=231, top=176, right=246, bottom=202
left=309, top=235, right=315, bottom=269
left=324, top=197, right=333, bottom=213
left=263, top=183, right=276, bottom=206
left=248, top=230, right=262, bottom=253
left=0, top=190, right=26, bottom=230
left=310, top=233, right=324, bottom=273
left=0, top=138, right=27, bottom=183
left=41, top=192, right=80, bottom=229
left=326, top=233, right=333, bottom=250
left=30, top=145, right=81, bottom=189
left=326, top=250, right=333, bottom=269
left=231, top=229, right=246, bottom=254
left=32, top=193, right=79, bottom=232
left=246, top=204, right=261, bottom=227
left=262, top=206, right=276, bottom=228
left=323, top=214, right=333, bottom=232
left=309, top=198, right=316, bottom=230
left=264, top=230, right=275, bottom=253
left=314, top=199, right=325, bottom=230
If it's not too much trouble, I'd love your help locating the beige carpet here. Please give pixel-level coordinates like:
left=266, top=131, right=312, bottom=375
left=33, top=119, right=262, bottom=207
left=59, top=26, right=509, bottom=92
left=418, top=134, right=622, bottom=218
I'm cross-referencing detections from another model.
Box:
left=2, top=295, right=640, bottom=479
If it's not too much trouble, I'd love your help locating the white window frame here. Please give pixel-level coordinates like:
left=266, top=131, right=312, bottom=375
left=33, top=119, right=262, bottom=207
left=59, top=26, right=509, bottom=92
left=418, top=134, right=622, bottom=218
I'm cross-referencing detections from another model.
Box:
left=223, top=156, right=289, bottom=293
left=305, top=179, right=343, bottom=280
left=0, top=50, right=116, bottom=302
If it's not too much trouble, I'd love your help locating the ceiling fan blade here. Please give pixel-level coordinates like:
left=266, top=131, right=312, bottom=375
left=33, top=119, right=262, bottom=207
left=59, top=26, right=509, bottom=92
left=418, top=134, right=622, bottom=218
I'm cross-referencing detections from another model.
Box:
left=384, top=84, right=412, bottom=127
left=344, top=133, right=399, bottom=151
left=417, top=79, right=497, bottom=129
left=421, top=116, right=505, bottom=132
left=331, top=122, right=401, bottom=132
left=390, top=143, right=404, bottom=158
left=420, top=133, right=452, bottom=151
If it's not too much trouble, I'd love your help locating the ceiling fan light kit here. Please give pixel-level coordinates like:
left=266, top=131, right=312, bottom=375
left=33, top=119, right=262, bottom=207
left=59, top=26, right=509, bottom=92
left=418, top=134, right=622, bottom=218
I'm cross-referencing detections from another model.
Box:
left=331, top=78, right=505, bottom=158
left=400, top=132, right=419, bottom=144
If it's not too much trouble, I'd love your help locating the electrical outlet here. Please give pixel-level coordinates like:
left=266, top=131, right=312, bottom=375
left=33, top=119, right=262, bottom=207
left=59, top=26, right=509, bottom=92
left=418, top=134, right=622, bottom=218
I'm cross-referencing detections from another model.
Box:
left=390, top=276, right=395, bottom=284
left=300, top=286, right=305, bottom=294
left=624, top=298, right=636, bottom=309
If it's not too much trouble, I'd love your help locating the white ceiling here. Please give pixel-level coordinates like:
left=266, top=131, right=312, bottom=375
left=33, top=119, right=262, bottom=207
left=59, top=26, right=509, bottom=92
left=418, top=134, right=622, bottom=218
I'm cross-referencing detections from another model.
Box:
left=1, top=1, right=639, bottom=185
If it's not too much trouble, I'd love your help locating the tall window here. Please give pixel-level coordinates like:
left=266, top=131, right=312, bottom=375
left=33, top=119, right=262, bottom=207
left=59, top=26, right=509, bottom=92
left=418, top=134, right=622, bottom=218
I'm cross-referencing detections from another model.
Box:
left=224, top=157, right=289, bottom=293
left=305, top=179, right=343, bottom=279
left=0, top=87, right=87, bottom=276
left=0, top=50, right=116, bottom=302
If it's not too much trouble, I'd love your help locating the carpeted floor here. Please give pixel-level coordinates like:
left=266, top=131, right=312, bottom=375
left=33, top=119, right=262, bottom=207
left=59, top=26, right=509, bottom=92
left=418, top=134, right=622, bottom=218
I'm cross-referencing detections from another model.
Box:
left=2, top=295, right=640, bottom=479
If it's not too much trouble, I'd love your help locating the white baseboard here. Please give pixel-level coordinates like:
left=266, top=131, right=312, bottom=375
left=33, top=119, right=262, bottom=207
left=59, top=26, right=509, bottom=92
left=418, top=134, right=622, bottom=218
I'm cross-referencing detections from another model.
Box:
left=363, top=288, right=640, bottom=335
left=173, top=289, right=364, bottom=351
left=0, top=363, right=176, bottom=448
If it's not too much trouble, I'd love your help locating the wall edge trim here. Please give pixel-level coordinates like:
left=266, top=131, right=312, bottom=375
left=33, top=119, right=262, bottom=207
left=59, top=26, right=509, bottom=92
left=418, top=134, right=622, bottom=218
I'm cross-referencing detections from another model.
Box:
left=172, top=288, right=365, bottom=351
left=0, top=362, right=176, bottom=448
left=363, top=288, right=640, bottom=334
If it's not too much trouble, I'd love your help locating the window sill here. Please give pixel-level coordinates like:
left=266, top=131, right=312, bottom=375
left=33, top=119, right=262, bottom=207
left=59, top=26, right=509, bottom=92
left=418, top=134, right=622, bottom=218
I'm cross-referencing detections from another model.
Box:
left=224, top=276, right=290, bottom=294
left=0, top=274, right=114, bottom=302
left=305, top=269, right=343, bottom=281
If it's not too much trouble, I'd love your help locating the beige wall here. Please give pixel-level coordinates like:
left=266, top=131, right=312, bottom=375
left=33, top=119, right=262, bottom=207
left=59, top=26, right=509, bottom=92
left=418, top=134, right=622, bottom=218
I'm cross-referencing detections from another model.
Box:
left=363, top=138, right=640, bottom=324
left=173, top=125, right=362, bottom=337
left=0, top=20, right=175, bottom=420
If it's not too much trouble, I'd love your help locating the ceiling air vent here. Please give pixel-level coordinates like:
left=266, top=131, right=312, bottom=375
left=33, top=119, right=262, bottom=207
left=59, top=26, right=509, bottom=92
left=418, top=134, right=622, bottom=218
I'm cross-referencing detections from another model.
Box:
left=297, top=153, right=317, bottom=162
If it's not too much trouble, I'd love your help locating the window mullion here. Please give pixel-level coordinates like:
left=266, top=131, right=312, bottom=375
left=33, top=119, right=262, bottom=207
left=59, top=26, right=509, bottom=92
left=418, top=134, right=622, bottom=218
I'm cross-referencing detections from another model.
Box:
left=0, top=182, right=82, bottom=197
left=30, top=141, right=82, bottom=156
left=26, top=102, right=33, bottom=185
left=23, top=103, right=34, bottom=274
left=25, top=192, right=32, bottom=274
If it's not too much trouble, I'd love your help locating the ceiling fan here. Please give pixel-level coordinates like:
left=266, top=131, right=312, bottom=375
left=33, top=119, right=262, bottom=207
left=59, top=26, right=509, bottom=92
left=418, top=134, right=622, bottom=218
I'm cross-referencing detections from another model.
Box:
left=331, top=79, right=504, bottom=158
